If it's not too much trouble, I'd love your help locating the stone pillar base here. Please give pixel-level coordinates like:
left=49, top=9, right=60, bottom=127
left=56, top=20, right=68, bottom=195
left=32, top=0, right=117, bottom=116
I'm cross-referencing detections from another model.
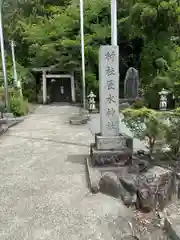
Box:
left=89, top=133, right=133, bottom=166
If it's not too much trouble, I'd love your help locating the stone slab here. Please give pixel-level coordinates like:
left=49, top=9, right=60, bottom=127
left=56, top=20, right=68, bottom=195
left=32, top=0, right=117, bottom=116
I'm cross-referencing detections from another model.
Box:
left=4, top=112, right=14, bottom=118
left=69, top=115, right=89, bottom=125
left=96, top=134, right=126, bottom=150
left=86, top=157, right=101, bottom=193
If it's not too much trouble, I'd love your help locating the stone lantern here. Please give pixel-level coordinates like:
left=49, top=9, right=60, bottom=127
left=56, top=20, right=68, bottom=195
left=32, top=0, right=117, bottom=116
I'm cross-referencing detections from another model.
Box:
left=159, top=88, right=169, bottom=111
left=87, top=91, right=96, bottom=113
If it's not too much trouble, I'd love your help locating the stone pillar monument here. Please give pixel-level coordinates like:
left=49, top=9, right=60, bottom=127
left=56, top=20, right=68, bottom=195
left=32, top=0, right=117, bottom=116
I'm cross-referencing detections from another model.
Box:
left=89, top=46, right=133, bottom=167
left=99, top=45, right=119, bottom=136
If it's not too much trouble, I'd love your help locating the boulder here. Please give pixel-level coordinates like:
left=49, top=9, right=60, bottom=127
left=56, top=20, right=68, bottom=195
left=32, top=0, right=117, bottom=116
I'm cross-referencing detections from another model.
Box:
left=121, top=191, right=137, bottom=207
left=138, top=159, right=149, bottom=173
left=119, top=176, right=137, bottom=194
left=137, top=166, right=173, bottom=211
left=99, top=172, right=137, bottom=206
left=99, top=172, right=121, bottom=198
left=119, top=175, right=137, bottom=206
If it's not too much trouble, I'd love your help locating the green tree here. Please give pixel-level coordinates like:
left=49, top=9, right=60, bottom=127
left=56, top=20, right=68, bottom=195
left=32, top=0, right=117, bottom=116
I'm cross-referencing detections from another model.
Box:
left=129, top=0, right=180, bottom=107
left=1, top=0, right=180, bottom=104
left=164, top=108, right=180, bottom=159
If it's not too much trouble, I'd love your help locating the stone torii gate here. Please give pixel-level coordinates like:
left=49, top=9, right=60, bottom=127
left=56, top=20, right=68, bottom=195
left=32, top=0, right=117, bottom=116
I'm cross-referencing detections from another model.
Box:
left=32, top=65, right=76, bottom=104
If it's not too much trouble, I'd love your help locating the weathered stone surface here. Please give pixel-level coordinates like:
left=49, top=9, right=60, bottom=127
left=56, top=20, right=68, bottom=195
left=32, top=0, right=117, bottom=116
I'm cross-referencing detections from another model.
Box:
left=99, top=171, right=137, bottom=206
left=91, top=147, right=132, bottom=166
left=164, top=216, right=180, bottom=240
left=121, top=190, right=137, bottom=207
left=95, top=134, right=126, bottom=150
left=94, top=132, right=133, bottom=152
left=137, top=166, right=173, bottom=211
left=118, top=173, right=137, bottom=206
left=119, top=176, right=137, bottom=194
left=138, top=159, right=149, bottom=173
left=124, top=67, right=140, bottom=99
left=86, top=157, right=101, bottom=193
left=69, top=115, right=89, bottom=125
left=99, top=172, right=122, bottom=198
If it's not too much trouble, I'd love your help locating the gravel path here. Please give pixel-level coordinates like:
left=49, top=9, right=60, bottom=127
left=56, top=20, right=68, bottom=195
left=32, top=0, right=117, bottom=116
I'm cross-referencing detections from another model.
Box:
left=0, top=105, right=133, bottom=240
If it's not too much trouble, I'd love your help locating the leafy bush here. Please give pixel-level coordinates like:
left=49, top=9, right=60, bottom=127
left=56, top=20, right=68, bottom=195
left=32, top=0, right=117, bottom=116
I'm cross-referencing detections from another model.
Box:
left=132, top=98, right=145, bottom=109
left=164, top=108, right=180, bottom=159
left=10, top=96, right=29, bottom=116
left=123, top=107, right=166, bottom=155
left=23, top=88, right=36, bottom=103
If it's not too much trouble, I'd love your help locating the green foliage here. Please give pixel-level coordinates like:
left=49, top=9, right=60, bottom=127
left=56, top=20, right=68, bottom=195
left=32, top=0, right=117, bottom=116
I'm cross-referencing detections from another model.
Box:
left=169, top=46, right=180, bottom=98
left=129, top=0, right=180, bottom=108
left=123, top=107, right=165, bottom=154
left=10, top=95, right=29, bottom=116
left=1, top=0, right=180, bottom=104
left=0, top=100, right=5, bottom=115
left=4, top=0, right=133, bottom=94
left=164, top=108, right=180, bottom=158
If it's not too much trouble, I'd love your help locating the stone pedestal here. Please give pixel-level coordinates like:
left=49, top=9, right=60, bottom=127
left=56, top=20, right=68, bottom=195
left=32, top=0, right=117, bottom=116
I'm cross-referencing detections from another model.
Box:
left=90, top=133, right=133, bottom=166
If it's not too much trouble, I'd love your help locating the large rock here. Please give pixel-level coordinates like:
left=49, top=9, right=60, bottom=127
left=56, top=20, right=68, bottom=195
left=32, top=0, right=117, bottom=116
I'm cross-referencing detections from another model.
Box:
left=137, top=166, right=173, bottom=211
left=119, top=176, right=137, bottom=194
left=119, top=174, right=137, bottom=206
left=100, top=172, right=137, bottom=206
left=99, top=172, right=122, bottom=198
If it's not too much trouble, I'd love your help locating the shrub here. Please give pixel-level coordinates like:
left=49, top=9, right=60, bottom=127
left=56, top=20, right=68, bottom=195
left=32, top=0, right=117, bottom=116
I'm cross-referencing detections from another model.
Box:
left=132, top=98, right=145, bottom=109
left=23, top=88, right=37, bottom=102
left=10, top=95, right=29, bottom=116
left=123, top=107, right=166, bottom=155
left=164, top=108, right=180, bottom=159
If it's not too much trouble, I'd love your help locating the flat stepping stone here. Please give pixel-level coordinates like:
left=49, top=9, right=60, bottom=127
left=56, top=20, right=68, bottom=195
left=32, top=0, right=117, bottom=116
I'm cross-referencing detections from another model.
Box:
left=69, top=115, right=89, bottom=125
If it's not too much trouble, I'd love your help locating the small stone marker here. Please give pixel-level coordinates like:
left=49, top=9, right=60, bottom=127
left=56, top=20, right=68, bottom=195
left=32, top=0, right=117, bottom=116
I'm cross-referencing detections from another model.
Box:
left=99, top=45, right=119, bottom=136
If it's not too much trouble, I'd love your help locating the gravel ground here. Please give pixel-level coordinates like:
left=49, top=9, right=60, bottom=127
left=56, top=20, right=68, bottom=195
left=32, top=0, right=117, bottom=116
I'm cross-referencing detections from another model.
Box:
left=0, top=104, right=134, bottom=240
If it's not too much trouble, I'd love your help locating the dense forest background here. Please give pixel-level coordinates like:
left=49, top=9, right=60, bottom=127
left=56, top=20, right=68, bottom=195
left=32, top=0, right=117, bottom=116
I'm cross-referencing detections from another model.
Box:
left=1, top=0, right=180, bottom=107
